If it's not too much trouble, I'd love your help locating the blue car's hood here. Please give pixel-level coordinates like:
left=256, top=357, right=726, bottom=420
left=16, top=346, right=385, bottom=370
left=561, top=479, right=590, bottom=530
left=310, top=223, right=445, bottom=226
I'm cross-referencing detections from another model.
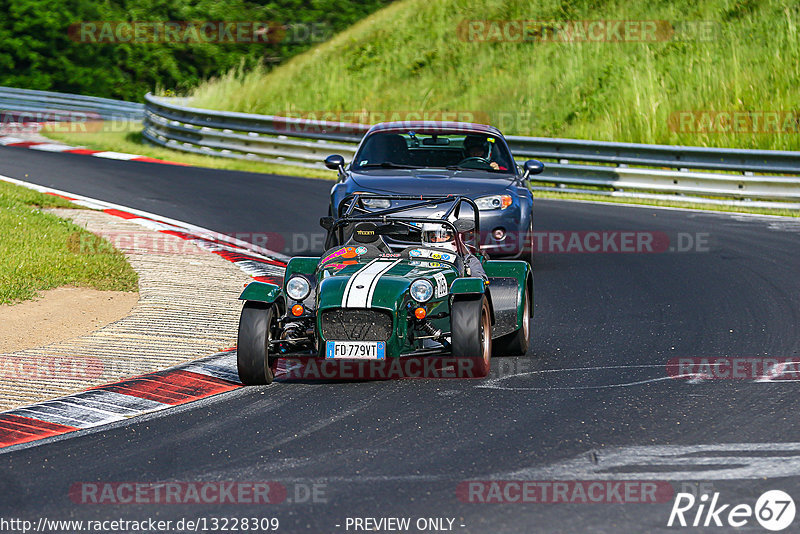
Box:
left=349, top=169, right=515, bottom=197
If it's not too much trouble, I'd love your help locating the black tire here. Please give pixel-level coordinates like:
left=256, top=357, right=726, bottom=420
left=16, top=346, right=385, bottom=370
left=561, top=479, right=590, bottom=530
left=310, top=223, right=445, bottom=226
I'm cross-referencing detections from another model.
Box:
left=494, top=285, right=531, bottom=356
left=237, top=302, right=278, bottom=385
left=451, top=296, right=492, bottom=377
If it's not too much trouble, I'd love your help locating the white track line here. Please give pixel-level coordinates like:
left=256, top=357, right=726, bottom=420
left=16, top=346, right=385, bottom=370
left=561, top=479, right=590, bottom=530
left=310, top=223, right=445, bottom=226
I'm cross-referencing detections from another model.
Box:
left=0, top=173, right=290, bottom=262
left=28, top=143, right=79, bottom=152
left=536, top=195, right=800, bottom=219
left=90, top=151, right=143, bottom=160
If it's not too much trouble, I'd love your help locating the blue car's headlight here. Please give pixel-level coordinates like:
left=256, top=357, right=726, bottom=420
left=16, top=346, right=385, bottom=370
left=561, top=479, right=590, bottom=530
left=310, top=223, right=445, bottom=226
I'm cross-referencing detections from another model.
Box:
left=362, top=198, right=391, bottom=209
left=475, top=194, right=512, bottom=210
left=410, top=279, right=434, bottom=303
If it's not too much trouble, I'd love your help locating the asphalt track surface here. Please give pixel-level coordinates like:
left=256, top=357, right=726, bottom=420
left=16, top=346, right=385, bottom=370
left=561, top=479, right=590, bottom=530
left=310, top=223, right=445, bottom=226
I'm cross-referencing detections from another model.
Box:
left=1, top=146, right=800, bottom=533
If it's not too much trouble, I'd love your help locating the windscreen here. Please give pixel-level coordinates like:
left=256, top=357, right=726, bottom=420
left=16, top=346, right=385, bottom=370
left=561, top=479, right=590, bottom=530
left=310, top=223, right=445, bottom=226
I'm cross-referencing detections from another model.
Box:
left=353, top=131, right=514, bottom=173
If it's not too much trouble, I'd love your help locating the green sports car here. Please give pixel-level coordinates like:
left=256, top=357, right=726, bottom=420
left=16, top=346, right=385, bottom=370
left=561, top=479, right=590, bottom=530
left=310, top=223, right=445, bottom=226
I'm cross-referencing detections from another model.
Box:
left=236, top=194, right=532, bottom=384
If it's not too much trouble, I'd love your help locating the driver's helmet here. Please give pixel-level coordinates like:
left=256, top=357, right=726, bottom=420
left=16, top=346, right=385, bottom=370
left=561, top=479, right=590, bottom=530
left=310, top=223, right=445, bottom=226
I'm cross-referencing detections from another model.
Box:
left=463, top=135, right=490, bottom=159
left=421, top=212, right=457, bottom=252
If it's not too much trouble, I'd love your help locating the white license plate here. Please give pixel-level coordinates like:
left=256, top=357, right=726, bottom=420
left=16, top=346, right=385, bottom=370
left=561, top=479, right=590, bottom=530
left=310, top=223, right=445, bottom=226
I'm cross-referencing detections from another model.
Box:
left=325, top=341, right=386, bottom=360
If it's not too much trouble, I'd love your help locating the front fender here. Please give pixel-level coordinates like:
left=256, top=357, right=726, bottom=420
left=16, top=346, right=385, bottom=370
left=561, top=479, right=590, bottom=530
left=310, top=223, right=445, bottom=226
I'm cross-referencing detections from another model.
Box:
left=239, top=281, right=282, bottom=305
left=449, top=277, right=487, bottom=296
left=285, top=257, right=319, bottom=278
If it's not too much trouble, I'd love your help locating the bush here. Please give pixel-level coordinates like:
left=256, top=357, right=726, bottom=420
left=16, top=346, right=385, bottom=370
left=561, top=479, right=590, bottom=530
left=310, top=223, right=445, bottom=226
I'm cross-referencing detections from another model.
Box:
left=0, top=0, right=392, bottom=101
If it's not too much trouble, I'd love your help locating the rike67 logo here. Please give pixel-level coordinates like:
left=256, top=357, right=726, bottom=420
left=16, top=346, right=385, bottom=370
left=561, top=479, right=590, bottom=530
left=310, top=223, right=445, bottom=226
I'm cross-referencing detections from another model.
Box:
left=668, top=490, right=795, bottom=531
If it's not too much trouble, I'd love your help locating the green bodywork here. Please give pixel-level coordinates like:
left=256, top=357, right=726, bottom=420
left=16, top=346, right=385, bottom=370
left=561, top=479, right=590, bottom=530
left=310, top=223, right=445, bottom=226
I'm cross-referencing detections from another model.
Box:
left=485, top=260, right=534, bottom=330
left=449, top=277, right=486, bottom=295
left=239, top=249, right=532, bottom=358
left=239, top=281, right=281, bottom=304
left=315, top=258, right=458, bottom=358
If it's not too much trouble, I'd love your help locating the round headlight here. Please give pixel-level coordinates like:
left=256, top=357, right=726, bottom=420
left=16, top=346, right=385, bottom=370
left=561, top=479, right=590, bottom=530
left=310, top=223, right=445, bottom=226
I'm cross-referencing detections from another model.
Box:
left=410, top=279, right=434, bottom=303
left=361, top=198, right=391, bottom=209
left=286, top=276, right=311, bottom=301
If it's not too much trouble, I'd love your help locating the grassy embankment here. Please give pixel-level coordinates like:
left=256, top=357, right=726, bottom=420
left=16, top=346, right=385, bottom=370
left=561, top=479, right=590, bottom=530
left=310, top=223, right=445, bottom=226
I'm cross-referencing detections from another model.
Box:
left=189, top=0, right=800, bottom=151
left=0, top=181, right=138, bottom=304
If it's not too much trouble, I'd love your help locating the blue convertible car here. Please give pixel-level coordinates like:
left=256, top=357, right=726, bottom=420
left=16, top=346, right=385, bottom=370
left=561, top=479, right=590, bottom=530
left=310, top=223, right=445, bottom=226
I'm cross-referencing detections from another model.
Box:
left=324, top=121, right=544, bottom=260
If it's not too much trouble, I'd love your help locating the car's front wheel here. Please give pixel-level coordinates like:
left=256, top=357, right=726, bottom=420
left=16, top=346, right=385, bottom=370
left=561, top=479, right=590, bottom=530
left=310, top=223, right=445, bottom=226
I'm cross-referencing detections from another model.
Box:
left=451, top=295, right=492, bottom=377
left=237, top=302, right=278, bottom=385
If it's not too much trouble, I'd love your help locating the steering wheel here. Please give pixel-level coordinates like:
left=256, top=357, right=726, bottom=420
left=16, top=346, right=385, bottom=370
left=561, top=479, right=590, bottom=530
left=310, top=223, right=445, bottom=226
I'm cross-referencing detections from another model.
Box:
left=456, top=156, right=493, bottom=170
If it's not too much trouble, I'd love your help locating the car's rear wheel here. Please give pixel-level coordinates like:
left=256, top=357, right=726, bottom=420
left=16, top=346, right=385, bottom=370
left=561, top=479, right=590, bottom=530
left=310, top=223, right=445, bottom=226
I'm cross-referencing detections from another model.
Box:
left=451, top=296, right=492, bottom=377
left=237, top=302, right=278, bottom=385
left=494, top=284, right=530, bottom=356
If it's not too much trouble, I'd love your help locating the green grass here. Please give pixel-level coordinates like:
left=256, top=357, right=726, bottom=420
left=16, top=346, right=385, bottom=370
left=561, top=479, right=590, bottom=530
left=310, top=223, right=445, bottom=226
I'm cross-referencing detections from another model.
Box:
left=187, top=0, right=800, bottom=152
left=40, top=122, right=335, bottom=180
left=0, top=181, right=139, bottom=304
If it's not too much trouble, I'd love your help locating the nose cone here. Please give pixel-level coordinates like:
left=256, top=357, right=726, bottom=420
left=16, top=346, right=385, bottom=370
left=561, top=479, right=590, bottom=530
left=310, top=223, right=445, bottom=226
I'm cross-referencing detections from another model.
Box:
left=362, top=275, right=415, bottom=310
left=317, top=261, right=413, bottom=311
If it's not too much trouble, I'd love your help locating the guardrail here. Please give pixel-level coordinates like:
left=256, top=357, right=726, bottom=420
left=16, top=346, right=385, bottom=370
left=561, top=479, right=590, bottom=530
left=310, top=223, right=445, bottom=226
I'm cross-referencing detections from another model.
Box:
left=3, top=86, right=795, bottom=208
left=0, top=86, right=143, bottom=121
left=143, top=94, right=360, bottom=169
left=143, top=94, right=800, bottom=208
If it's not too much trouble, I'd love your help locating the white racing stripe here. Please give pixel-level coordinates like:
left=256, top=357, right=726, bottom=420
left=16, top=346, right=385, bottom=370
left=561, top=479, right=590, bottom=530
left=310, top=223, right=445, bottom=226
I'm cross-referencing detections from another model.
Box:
left=365, top=260, right=400, bottom=307
left=342, top=259, right=400, bottom=308
left=341, top=259, right=378, bottom=307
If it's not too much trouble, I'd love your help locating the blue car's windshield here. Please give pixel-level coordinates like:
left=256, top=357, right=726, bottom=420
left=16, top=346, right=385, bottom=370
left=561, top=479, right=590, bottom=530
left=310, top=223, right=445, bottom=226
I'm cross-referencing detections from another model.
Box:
left=352, top=130, right=515, bottom=174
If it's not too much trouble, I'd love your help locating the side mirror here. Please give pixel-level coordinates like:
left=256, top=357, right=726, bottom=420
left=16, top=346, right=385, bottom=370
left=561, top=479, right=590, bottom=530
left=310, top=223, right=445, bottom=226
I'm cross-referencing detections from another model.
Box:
left=319, top=216, right=335, bottom=231
left=324, top=154, right=345, bottom=171
left=454, top=218, right=475, bottom=233
left=523, top=159, right=544, bottom=180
